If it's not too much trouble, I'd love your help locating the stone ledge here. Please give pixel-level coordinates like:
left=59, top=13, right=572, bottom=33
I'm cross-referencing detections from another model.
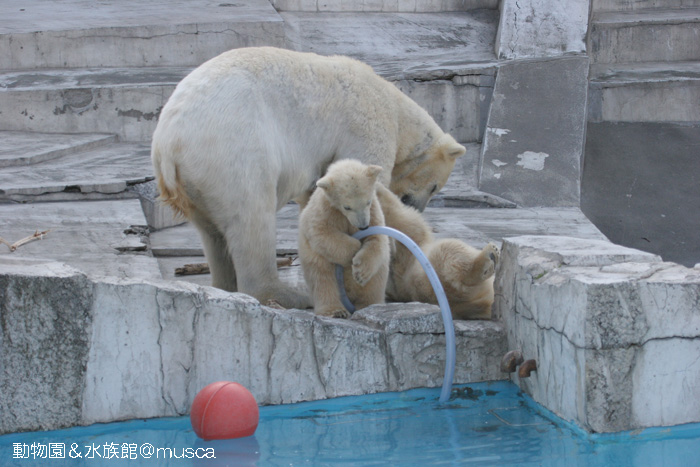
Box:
left=497, top=235, right=700, bottom=433
left=0, top=259, right=506, bottom=434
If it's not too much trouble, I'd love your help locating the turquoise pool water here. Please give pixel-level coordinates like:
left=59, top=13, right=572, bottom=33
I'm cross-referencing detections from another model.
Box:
left=2, top=381, right=699, bottom=466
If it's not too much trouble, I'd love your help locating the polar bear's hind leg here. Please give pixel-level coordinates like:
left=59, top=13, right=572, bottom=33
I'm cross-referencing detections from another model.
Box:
left=190, top=210, right=237, bottom=292
left=221, top=195, right=311, bottom=310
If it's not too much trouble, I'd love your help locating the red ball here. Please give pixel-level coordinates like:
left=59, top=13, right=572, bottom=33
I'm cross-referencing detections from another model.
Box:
left=190, top=381, right=259, bottom=440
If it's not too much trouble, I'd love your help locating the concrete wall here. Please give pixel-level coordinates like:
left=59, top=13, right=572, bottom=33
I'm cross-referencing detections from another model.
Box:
left=495, top=236, right=700, bottom=433
left=0, top=258, right=506, bottom=434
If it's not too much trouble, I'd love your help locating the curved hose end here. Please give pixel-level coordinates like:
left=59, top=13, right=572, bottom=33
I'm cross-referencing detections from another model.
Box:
left=335, top=226, right=456, bottom=405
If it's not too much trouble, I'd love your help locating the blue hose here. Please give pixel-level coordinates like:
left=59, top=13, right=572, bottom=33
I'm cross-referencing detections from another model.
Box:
left=335, top=226, right=456, bottom=403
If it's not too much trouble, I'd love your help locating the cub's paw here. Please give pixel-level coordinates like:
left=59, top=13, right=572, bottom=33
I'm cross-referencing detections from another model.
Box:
left=317, top=307, right=350, bottom=319
left=481, top=243, right=500, bottom=280
left=352, top=248, right=379, bottom=286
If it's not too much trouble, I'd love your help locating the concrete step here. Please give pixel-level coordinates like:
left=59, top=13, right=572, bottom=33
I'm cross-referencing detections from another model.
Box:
left=0, top=140, right=153, bottom=202
left=1, top=0, right=285, bottom=70
left=0, top=67, right=191, bottom=141
left=0, top=10, right=499, bottom=142
left=590, top=7, right=700, bottom=63
left=283, top=10, right=499, bottom=142
left=150, top=204, right=607, bottom=261
left=592, top=0, right=700, bottom=12
left=588, top=61, right=700, bottom=122
left=271, top=0, right=499, bottom=12
left=154, top=202, right=606, bottom=305
left=0, top=199, right=160, bottom=281
left=153, top=201, right=607, bottom=314
left=0, top=131, right=116, bottom=168
left=0, top=62, right=494, bottom=143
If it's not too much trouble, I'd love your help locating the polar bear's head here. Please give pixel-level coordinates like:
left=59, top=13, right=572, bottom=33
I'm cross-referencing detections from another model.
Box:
left=316, top=160, right=383, bottom=230
left=389, top=133, right=466, bottom=212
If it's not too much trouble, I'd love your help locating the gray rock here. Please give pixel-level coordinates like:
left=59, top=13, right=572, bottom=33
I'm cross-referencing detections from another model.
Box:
left=0, top=260, right=93, bottom=433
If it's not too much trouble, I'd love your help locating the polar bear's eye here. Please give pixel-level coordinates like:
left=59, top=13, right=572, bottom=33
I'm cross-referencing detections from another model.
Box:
left=430, top=184, right=438, bottom=194
left=344, top=206, right=352, bottom=211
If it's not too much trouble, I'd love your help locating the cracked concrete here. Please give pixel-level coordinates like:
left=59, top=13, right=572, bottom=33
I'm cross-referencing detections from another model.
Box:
left=496, top=0, right=589, bottom=59
left=0, top=257, right=508, bottom=434
left=497, top=236, right=700, bottom=433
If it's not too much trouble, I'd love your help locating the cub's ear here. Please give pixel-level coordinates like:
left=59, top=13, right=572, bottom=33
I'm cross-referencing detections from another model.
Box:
left=316, top=176, right=332, bottom=190
left=439, top=134, right=466, bottom=159
left=366, top=165, right=383, bottom=179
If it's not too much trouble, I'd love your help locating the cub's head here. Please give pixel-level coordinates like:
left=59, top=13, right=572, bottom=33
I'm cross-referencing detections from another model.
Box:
left=390, top=133, right=466, bottom=212
left=316, top=160, right=383, bottom=230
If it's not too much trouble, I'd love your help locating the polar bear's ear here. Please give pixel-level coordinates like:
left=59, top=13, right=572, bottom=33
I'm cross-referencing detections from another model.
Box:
left=439, top=134, right=466, bottom=159
left=316, top=176, right=332, bottom=191
left=366, top=165, right=383, bottom=180
left=446, top=142, right=466, bottom=159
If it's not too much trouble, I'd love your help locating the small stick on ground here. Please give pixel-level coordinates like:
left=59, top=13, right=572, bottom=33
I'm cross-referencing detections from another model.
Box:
left=175, top=256, right=298, bottom=276
left=276, top=256, right=296, bottom=268
left=0, top=230, right=51, bottom=252
left=175, top=263, right=210, bottom=276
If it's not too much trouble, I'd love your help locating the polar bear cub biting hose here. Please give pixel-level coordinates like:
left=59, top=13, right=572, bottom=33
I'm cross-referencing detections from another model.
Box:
left=152, top=46, right=465, bottom=309
left=299, top=160, right=390, bottom=319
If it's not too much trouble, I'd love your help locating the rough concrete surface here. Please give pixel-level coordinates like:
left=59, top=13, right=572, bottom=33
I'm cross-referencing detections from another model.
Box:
left=282, top=10, right=499, bottom=78
left=496, top=235, right=700, bottom=433
left=0, top=131, right=116, bottom=168
left=582, top=122, right=700, bottom=267
left=0, top=261, right=506, bottom=433
left=0, top=200, right=159, bottom=280
left=592, top=0, right=700, bottom=11
left=1, top=0, right=285, bottom=69
left=588, top=62, right=700, bottom=123
left=590, top=8, right=700, bottom=63
left=0, top=142, right=153, bottom=202
left=496, top=0, right=589, bottom=59
left=271, top=0, right=500, bottom=12
left=479, top=57, right=589, bottom=207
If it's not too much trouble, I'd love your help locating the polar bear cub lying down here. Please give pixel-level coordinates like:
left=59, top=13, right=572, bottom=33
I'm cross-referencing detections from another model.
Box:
left=299, top=160, right=391, bottom=319
left=376, top=184, right=499, bottom=320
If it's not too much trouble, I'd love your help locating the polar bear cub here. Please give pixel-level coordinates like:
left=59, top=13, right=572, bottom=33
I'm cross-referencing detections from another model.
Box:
left=299, top=160, right=391, bottom=319
left=401, top=239, right=499, bottom=320
left=376, top=184, right=499, bottom=320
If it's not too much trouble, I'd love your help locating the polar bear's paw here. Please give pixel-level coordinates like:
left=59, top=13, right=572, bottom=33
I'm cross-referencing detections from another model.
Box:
left=480, top=243, right=500, bottom=280
left=267, top=284, right=313, bottom=310
left=317, top=307, right=351, bottom=319
left=352, top=248, right=380, bottom=286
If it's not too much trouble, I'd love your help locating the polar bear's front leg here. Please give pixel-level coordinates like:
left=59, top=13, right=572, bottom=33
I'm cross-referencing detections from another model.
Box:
left=352, top=237, right=387, bottom=286
left=350, top=199, right=389, bottom=286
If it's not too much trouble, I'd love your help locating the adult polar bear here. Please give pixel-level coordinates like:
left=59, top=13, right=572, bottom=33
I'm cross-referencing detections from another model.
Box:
left=152, top=47, right=465, bottom=309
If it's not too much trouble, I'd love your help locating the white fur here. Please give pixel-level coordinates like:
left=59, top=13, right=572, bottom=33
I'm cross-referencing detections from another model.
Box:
left=151, top=47, right=464, bottom=308
left=299, top=160, right=390, bottom=318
